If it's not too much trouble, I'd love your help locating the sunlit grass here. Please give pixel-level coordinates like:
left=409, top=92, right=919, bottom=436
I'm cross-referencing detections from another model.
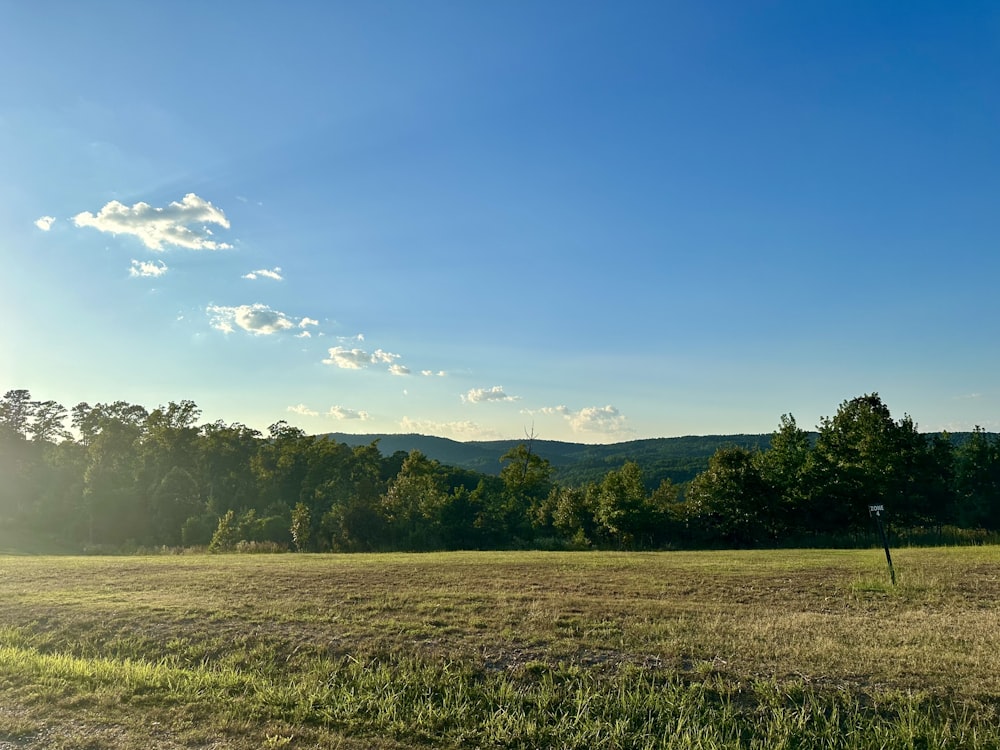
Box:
left=0, top=547, right=999, bottom=747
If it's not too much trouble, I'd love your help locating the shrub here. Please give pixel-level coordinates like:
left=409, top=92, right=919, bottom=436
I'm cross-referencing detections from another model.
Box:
left=234, top=540, right=288, bottom=554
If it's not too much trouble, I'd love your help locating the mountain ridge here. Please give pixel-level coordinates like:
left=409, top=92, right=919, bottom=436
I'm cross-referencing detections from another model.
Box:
left=324, top=432, right=776, bottom=487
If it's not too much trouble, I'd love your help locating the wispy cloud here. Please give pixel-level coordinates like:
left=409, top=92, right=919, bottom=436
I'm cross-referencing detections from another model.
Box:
left=34, top=216, right=55, bottom=231
left=294, top=318, right=320, bottom=339
left=462, top=385, right=519, bottom=404
left=129, top=259, right=168, bottom=278
left=322, top=346, right=406, bottom=373
left=422, top=370, right=447, bottom=377
left=73, top=193, right=231, bottom=250
left=207, top=303, right=302, bottom=335
left=287, top=404, right=318, bottom=417
left=328, top=405, right=370, bottom=420
left=540, top=405, right=631, bottom=435
left=243, top=267, right=283, bottom=281
left=399, top=416, right=500, bottom=440
left=939, top=418, right=1000, bottom=432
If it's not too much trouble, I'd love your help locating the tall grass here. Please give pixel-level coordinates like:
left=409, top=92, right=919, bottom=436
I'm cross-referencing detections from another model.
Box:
left=0, top=643, right=995, bottom=748
left=2, top=643, right=997, bottom=748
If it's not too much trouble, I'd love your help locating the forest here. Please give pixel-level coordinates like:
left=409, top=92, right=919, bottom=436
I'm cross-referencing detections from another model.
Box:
left=1, top=389, right=998, bottom=553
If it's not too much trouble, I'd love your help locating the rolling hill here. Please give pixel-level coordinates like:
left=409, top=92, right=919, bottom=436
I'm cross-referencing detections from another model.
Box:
left=325, top=432, right=776, bottom=487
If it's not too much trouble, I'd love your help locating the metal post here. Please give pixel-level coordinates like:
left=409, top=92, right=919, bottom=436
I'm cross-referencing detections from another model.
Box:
left=868, top=504, right=895, bottom=586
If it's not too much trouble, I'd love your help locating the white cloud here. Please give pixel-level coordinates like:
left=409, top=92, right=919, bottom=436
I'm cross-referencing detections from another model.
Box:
left=542, top=404, right=631, bottom=435
left=399, top=416, right=500, bottom=440
left=939, top=418, right=1000, bottom=432
left=296, top=331, right=312, bottom=339
left=34, top=216, right=55, bottom=231
left=206, top=303, right=298, bottom=335
left=243, top=267, right=283, bottom=281
left=129, top=259, right=168, bottom=277
left=539, top=406, right=571, bottom=416
left=73, top=193, right=231, bottom=250
left=462, top=385, right=520, bottom=404
left=334, top=333, right=366, bottom=345
left=421, top=370, right=447, bottom=377
left=322, top=345, right=407, bottom=373
left=328, top=405, right=370, bottom=420
left=299, top=317, right=319, bottom=329
left=322, top=347, right=372, bottom=369
left=287, top=404, right=318, bottom=417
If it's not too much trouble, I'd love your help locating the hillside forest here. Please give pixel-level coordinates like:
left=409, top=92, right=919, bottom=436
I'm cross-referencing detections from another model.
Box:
left=1, top=389, right=998, bottom=553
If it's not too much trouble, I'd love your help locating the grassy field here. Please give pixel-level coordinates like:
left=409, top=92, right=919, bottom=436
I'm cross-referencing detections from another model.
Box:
left=0, top=547, right=998, bottom=748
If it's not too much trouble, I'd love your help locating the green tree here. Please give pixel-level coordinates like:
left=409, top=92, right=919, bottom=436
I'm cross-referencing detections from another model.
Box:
left=437, top=485, right=481, bottom=549
left=291, top=502, right=312, bottom=551
left=29, top=439, right=88, bottom=546
left=924, top=432, right=958, bottom=527
left=209, top=510, right=240, bottom=552
left=80, top=401, right=150, bottom=546
left=646, top=478, right=684, bottom=548
left=208, top=509, right=271, bottom=551
left=469, top=475, right=516, bottom=547
left=687, top=446, right=775, bottom=547
left=954, top=427, right=1000, bottom=529
left=321, top=442, right=390, bottom=551
left=0, top=390, right=35, bottom=526
left=252, top=421, right=309, bottom=511
left=755, top=414, right=812, bottom=537
left=0, top=389, right=34, bottom=439
left=28, top=400, right=70, bottom=443
left=891, top=414, right=944, bottom=528
left=803, top=394, right=934, bottom=535
left=181, top=513, right=217, bottom=547
left=549, top=484, right=598, bottom=548
left=149, top=467, right=201, bottom=546
left=139, top=401, right=203, bottom=543
left=197, top=421, right=262, bottom=515
left=295, top=437, right=359, bottom=547
left=595, top=461, right=651, bottom=548
left=71, top=402, right=100, bottom=446
left=500, top=443, right=553, bottom=505
left=488, top=442, right=552, bottom=545
left=380, top=450, right=447, bottom=550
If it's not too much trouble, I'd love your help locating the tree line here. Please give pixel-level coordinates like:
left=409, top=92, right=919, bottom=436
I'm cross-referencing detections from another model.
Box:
left=1, top=389, right=998, bottom=553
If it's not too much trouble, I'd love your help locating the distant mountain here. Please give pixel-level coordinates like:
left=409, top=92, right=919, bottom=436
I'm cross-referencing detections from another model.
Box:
left=325, top=432, right=775, bottom=487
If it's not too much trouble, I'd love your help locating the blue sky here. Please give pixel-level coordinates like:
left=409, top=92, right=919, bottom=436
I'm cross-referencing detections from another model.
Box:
left=3, top=2, right=998, bottom=442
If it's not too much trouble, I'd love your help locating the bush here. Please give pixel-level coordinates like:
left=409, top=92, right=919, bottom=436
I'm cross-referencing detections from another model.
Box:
left=894, top=525, right=1000, bottom=547
left=208, top=510, right=240, bottom=553
left=181, top=514, right=217, bottom=547
left=234, top=540, right=288, bottom=554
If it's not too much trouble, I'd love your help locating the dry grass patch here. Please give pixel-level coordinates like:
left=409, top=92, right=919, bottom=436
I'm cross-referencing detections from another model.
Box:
left=0, top=547, right=998, bottom=747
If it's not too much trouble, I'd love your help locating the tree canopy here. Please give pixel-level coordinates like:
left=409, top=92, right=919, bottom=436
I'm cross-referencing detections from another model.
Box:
left=1, top=389, right=998, bottom=553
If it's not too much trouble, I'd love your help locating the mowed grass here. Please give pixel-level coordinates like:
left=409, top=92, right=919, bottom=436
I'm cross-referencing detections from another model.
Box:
left=0, top=547, right=999, bottom=748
